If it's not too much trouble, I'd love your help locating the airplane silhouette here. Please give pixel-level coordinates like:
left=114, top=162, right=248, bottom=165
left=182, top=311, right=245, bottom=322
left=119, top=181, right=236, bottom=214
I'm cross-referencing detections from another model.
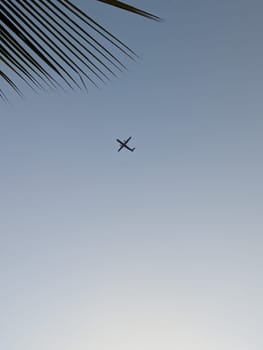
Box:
left=116, top=137, right=135, bottom=152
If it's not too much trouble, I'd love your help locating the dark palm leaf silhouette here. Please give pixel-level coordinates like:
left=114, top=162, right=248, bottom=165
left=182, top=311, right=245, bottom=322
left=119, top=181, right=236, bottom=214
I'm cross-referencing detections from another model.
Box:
left=0, top=0, right=160, bottom=101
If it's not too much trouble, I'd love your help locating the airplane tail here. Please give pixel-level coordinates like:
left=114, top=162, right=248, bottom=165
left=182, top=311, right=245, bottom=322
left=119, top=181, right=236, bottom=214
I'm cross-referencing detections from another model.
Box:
left=132, top=148, right=135, bottom=152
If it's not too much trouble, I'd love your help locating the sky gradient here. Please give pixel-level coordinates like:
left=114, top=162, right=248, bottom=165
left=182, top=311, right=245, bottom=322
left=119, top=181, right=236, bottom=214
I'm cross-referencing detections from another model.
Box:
left=1, top=1, right=263, bottom=349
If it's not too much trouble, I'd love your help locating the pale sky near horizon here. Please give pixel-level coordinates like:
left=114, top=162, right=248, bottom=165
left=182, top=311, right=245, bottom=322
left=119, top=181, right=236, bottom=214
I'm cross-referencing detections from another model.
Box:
left=1, top=1, right=263, bottom=349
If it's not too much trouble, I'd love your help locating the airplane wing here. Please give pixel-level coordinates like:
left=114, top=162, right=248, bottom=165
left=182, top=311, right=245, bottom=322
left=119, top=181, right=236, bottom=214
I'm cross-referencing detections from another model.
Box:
left=125, top=136, right=132, bottom=143
left=118, top=145, right=124, bottom=152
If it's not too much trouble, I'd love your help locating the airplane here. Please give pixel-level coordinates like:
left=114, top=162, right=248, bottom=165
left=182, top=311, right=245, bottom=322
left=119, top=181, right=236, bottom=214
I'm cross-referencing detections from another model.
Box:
left=116, top=136, right=135, bottom=152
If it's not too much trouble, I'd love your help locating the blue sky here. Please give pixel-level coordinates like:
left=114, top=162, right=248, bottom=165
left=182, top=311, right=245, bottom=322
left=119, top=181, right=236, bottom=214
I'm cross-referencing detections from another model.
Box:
left=1, top=1, right=263, bottom=349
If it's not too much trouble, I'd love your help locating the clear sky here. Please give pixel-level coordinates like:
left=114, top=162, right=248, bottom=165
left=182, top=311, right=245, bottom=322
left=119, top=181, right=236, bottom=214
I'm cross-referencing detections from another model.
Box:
left=1, top=1, right=263, bottom=349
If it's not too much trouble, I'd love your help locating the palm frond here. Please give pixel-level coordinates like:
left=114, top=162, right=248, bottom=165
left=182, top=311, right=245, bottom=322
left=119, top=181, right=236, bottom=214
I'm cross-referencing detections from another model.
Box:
left=96, top=0, right=161, bottom=21
left=0, top=0, right=160, bottom=100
